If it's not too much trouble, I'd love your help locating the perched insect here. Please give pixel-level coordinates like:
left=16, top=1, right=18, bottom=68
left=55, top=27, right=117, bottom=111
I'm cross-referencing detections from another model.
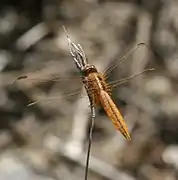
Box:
left=15, top=28, right=154, bottom=141
left=81, top=63, right=131, bottom=140
left=62, top=27, right=154, bottom=141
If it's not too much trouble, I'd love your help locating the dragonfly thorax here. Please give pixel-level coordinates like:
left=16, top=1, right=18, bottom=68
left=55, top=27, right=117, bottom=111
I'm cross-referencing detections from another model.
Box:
left=83, top=64, right=98, bottom=76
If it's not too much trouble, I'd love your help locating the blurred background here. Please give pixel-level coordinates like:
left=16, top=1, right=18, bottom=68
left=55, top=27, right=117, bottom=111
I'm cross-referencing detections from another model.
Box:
left=0, top=0, right=178, bottom=180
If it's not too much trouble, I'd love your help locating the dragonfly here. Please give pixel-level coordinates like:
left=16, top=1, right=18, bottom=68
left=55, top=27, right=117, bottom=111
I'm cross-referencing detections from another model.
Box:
left=15, top=27, right=154, bottom=141
left=63, top=27, right=154, bottom=141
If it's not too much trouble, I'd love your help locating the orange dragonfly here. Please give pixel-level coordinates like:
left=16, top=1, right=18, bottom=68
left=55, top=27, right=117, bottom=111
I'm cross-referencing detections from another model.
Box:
left=63, top=27, right=154, bottom=141
left=15, top=28, right=153, bottom=141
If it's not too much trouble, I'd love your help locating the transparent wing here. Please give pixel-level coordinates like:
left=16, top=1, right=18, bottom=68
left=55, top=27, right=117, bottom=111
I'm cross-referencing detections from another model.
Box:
left=27, top=90, right=83, bottom=107
left=108, top=68, right=154, bottom=88
left=13, top=74, right=82, bottom=86
left=12, top=71, right=84, bottom=107
left=100, top=42, right=155, bottom=88
left=103, top=43, right=149, bottom=78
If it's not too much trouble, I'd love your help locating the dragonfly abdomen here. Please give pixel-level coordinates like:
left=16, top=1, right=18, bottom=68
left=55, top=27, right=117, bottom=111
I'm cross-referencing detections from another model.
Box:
left=86, top=71, right=131, bottom=140
left=99, top=90, right=131, bottom=141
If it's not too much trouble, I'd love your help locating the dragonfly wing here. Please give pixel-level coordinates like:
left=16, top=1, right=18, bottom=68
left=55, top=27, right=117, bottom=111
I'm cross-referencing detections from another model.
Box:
left=13, top=73, right=84, bottom=107
left=108, top=68, right=154, bottom=88
left=103, top=43, right=147, bottom=78
left=27, top=90, right=82, bottom=107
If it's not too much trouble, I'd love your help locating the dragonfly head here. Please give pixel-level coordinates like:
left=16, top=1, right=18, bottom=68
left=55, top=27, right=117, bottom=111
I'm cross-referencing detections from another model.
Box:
left=83, top=64, right=98, bottom=76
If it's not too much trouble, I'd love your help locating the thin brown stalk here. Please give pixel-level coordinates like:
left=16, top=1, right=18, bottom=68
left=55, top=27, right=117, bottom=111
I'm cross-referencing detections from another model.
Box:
left=63, top=26, right=95, bottom=180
